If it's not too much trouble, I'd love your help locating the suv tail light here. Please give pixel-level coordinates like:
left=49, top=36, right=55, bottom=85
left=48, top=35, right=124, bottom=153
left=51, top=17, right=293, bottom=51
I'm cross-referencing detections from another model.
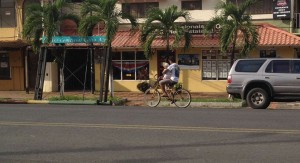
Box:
left=227, top=75, right=232, bottom=83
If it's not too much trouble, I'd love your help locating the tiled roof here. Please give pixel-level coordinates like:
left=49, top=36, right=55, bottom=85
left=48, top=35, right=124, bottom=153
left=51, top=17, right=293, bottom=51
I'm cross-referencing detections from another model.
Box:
left=44, top=23, right=300, bottom=48
left=107, top=30, right=220, bottom=48
left=0, top=40, right=29, bottom=48
left=106, top=23, right=300, bottom=48
left=257, top=23, right=300, bottom=46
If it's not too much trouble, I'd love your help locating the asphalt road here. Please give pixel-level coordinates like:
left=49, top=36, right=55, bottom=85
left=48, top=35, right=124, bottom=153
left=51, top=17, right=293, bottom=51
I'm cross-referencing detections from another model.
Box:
left=0, top=104, right=300, bottom=163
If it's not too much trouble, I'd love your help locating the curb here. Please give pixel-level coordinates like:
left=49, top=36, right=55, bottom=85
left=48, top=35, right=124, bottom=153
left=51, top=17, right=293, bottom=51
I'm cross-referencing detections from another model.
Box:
left=27, top=100, right=97, bottom=105
left=157, top=101, right=243, bottom=108
left=0, top=100, right=28, bottom=104
left=49, top=100, right=97, bottom=105
left=2, top=99, right=300, bottom=109
left=27, top=100, right=49, bottom=104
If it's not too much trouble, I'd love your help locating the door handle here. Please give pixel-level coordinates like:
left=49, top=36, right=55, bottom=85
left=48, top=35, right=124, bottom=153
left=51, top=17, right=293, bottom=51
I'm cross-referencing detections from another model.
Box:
left=297, top=78, right=300, bottom=79
left=265, top=77, right=270, bottom=79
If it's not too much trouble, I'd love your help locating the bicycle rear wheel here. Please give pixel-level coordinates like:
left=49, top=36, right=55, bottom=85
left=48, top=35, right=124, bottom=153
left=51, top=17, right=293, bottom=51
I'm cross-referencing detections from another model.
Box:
left=173, top=88, right=191, bottom=108
left=144, top=88, right=161, bottom=107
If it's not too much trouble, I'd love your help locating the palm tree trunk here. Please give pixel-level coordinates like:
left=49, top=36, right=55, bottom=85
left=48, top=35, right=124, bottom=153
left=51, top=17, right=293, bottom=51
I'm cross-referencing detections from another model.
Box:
left=230, top=32, right=238, bottom=66
left=99, top=47, right=107, bottom=102
left=166, top=33, right=170, bottom=56
left=60, top=48, right=66, bottom=97
left=230, top=43, right=236, bottom=66
left=104, top=45, right=112, bottom=102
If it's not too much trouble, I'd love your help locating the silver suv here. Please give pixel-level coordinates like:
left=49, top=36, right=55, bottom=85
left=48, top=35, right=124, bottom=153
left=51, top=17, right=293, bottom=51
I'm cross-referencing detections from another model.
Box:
left=227, top=58, right=300, bottom=109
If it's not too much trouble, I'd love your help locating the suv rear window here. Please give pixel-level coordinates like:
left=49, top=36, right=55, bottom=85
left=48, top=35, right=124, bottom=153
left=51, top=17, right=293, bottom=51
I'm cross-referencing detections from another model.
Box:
left=235, top=60, right=266, bottom=72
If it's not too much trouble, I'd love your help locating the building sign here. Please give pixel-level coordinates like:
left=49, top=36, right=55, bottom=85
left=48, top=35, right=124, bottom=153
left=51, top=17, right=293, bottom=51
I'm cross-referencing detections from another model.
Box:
left=183, top=24, right=205, bottom=34
left=42, top=36, right=106, bottom=44
left=181, top=23, right=220, bottom=35
left=273, top=0, right=291, bottom=19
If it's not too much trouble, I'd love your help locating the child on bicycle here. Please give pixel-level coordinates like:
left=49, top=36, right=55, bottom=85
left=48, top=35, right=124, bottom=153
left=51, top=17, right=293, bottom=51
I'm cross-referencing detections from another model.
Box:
left=159, top=56, right=180, bottom=97
left=162, top=62, right=171, bottom=80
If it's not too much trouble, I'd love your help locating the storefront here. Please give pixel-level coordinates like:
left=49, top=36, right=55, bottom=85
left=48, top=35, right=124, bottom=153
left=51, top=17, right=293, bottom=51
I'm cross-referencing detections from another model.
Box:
left=94, top=23, right=300, bottom=93
left=35, top=21, right=300, bottom=93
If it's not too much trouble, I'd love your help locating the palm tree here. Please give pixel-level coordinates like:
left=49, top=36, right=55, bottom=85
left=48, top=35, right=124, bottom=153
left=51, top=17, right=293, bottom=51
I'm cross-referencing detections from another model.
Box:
left=23, top=0, right=80, bottom=97
left=79, top=0, right=137, bottom=102
left=205, top=0, right=259, bottom=66
left=141, top=5, right=191, bottom=58
left=23, top=0, right=79, bottom=51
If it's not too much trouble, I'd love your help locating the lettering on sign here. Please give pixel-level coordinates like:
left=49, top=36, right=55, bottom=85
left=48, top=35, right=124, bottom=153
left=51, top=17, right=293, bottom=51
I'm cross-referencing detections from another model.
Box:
left=42, top=36, right=106, bottom=44
left=273, top=0, right=291, bottom=19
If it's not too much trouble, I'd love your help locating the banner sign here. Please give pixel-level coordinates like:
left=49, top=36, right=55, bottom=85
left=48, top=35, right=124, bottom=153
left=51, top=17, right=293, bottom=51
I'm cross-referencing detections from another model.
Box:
left=42, top=36, right=106, bottom=44
left=273, top=0, right=291, bottom=19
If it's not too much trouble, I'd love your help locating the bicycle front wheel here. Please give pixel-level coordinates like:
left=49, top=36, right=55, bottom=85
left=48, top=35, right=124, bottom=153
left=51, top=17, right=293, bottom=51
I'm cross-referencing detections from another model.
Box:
left=144, top=88, right=161, bottom=107
left=173, top=88, right=191, bottom=108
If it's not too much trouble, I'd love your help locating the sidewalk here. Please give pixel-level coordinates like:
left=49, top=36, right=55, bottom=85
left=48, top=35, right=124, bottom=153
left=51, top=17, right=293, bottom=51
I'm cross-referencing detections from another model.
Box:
left=0, top=91, right=299, bottom=109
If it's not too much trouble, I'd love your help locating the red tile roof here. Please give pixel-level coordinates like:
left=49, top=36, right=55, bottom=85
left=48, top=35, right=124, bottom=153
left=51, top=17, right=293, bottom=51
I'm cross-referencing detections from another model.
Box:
left=37, top=23, right=300, bottom=48
left=108, top=30, right=220, bottom=48
left=257, top=23, right=300, bottom=46
left=107, top=23, right=300, bottom=48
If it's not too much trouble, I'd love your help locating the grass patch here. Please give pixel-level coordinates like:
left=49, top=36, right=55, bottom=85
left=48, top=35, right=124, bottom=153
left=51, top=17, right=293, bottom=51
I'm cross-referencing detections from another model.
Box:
left=48, top=95, right=97, bottom=101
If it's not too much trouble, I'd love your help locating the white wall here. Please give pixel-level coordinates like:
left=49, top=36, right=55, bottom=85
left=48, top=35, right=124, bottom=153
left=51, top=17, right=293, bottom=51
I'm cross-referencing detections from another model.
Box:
left=145, top=0, right=218, bottom=22
left=74, top=0, right=273, bottom=24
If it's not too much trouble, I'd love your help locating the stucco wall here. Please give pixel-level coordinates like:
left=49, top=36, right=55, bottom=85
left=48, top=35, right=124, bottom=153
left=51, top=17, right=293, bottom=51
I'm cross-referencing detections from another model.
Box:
left=0, top=28, right=18, bottom=41
left=249, top=47, right=295, bottom=58
left=94, top=48, right=227, bottom=93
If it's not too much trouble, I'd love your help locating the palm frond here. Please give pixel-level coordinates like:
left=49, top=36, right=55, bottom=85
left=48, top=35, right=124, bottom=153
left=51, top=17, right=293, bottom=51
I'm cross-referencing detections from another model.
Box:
left=79, top=15, right=102, bottom=36
left=144, top=32, right=158, bottom=58
left=141, top=5, right=191, bottom=55
left=120, top=12, right=138, bottom=29
left=60, top=14, right=80, bottom=27
left=205, top=0, right=259, bottom=59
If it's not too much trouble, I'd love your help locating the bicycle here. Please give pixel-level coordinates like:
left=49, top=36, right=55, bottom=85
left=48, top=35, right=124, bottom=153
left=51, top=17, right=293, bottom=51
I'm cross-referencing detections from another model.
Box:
left=144, top=74, right=191, bottom=108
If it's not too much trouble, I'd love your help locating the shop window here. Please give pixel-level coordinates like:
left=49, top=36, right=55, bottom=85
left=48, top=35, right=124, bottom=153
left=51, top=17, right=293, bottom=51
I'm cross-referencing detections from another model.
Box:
left=122, top=2, right=159, bottom=18
left=0, top=0, right=16, bottom=27
left=178, top=54, right=200, bottom=69
left=260, top=50, right=276, bottom=58
left=0, top=52, right=10, bottom=79
left=112, top=51, right=149, bottom=80
left=182, top=1, right=202, bottom=10
left=202, top=50, right=230, bottom=80
left=228, top=0, right=273, bottom=14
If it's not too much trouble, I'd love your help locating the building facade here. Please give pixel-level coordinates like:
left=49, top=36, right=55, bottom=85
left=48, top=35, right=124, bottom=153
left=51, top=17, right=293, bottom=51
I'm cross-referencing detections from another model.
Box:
left=8, top=0, right=300, bottom=93
left=0, top=0, right=29, bottom=91
left=102, top=0, right=300, bottom=93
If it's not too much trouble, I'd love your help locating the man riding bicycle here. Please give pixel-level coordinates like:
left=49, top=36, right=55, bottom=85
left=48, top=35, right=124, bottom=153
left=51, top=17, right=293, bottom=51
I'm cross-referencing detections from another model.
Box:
left=159, top=56, right=180, bottom=97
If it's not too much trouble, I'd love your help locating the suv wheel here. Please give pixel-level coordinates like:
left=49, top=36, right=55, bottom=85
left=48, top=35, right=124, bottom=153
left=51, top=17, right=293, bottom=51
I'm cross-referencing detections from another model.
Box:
left=246, top=88, right=270, bottom=109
